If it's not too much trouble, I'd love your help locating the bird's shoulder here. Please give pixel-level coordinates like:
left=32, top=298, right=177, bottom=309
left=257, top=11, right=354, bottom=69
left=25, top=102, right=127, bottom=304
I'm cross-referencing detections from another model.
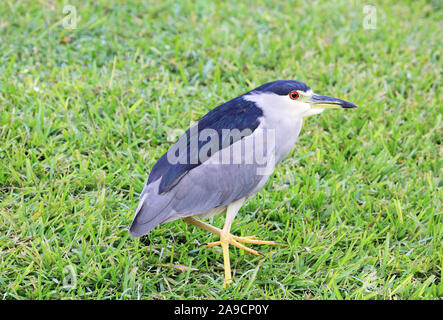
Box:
left=145, top=95, right=264, bottom=195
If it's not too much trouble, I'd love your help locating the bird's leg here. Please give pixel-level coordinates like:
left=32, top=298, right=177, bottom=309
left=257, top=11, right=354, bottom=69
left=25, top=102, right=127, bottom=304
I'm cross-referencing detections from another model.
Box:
left=183, top=217, right=266, bottom=256
left=183, top=198, right=279, bottom=287
left=217, top=198, right=245, bottom=288
left=183, top=217, right=277, bottom=247
left=183, top=199, right=243, bottom=287
left=183, top=216, right=222, bottom=237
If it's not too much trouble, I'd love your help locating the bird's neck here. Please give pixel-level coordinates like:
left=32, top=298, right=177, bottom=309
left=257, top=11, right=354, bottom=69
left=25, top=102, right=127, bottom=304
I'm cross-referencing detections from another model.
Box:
left=260, top=116, right=303, bottom=165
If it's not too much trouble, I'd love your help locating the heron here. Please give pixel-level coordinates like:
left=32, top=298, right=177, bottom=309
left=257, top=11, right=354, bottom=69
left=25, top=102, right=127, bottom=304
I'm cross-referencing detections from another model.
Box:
left=129, top=80, right=357, bottom=287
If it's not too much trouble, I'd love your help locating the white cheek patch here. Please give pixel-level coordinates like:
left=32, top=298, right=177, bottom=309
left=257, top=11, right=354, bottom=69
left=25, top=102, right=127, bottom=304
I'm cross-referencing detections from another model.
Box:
left=244, top=92, right=318, bottom=119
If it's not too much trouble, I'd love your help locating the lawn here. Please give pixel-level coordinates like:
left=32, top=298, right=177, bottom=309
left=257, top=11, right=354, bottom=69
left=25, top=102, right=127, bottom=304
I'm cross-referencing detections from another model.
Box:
left=0, top=0, right=441, bottom=299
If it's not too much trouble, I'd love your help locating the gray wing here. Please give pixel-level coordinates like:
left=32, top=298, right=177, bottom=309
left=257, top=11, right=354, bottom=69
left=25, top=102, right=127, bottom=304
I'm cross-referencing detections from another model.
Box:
left=129, top=116, right=304, bottom=238
left=128, top=161, right=269, bottom=237
left=129, top=130, right=275, bottom=238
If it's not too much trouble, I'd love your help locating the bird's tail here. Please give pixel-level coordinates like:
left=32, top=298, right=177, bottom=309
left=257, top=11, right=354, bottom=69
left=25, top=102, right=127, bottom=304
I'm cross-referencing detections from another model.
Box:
left=129, top=193, right=171, bottom=238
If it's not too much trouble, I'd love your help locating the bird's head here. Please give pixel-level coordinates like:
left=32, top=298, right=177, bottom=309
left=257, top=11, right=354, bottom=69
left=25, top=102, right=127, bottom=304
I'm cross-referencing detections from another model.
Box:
left=244, top=80, right=357, bottom=119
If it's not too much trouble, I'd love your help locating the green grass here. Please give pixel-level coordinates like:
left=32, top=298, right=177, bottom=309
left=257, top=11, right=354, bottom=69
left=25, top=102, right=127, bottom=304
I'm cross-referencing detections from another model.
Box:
left=0, top=0, right=441, bottom=299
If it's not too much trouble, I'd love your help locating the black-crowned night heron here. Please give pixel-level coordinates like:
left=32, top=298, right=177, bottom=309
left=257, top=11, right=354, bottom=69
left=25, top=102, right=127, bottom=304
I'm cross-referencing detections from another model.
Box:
left=129, top=80, right=357, bottom=287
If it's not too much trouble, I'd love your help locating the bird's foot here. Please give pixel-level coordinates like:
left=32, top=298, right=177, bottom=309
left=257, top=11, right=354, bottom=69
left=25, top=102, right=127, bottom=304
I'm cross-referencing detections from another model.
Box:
left=205, top=231, right=279, bottom=288
left=204, top=234, right=279, bottom=256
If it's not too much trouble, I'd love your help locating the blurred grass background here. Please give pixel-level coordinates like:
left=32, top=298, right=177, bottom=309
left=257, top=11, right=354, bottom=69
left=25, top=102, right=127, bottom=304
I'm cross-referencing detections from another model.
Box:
left=0, top=0, right=441, bottom=299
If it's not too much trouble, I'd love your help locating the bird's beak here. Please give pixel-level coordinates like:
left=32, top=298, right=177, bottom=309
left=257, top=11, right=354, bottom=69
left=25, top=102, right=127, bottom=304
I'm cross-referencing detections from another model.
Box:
left=307, top=94, right=358, bottom=110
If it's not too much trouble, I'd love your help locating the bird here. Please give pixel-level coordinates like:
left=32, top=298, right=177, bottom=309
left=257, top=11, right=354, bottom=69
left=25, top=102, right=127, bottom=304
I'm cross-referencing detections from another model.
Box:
left=129, top=80, right=357, bottom=287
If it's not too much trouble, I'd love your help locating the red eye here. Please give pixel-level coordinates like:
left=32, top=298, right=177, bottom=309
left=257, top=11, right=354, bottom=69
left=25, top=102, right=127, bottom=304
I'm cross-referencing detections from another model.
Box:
left=289, top=91, right=299, bottom=100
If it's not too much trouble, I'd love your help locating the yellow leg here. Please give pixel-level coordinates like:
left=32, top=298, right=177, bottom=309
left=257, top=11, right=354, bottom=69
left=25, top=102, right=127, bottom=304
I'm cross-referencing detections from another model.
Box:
left=220, top=228, right=232, bottom=287
left=183, top=217, right=278, bottom=256
left=205, top=235, right=279, bottom=255
left=183, top=216, right=222, bottom=236
left=184, top=198, right=279, bottom=287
